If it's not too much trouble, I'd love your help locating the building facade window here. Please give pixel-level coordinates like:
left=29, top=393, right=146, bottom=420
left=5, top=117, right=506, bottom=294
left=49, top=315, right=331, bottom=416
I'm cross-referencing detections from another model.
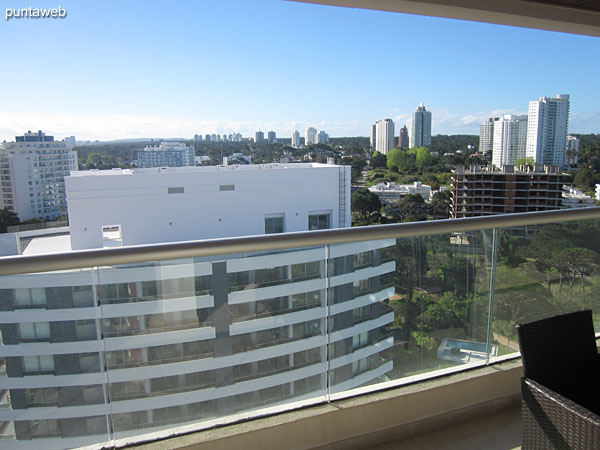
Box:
left=308, top=212, right=330, bottom=230
left=19, top=322, right=50, bottom=341
left=265, top=215, right=284, bottom=234
left=352, top=331, right=369, bottom=350
left=352, top=357, right=368, bottom=375
left=23, top=355, right=55, bottom=374
left=14, top=288, right=46, bottom=307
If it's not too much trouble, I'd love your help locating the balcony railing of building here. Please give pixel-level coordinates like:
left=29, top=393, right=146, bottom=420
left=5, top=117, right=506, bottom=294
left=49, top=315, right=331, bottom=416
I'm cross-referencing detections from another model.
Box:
left=0, top=207, right=600, bottom=449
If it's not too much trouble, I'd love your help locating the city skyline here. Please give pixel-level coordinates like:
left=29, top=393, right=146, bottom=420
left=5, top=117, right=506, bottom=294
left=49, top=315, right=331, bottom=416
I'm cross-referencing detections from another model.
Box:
left=1, top=0, right=599, bottom=142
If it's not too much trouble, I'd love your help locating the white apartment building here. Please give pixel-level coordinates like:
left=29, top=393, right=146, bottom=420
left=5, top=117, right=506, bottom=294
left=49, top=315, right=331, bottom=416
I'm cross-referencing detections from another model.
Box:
left=0, top=131, right=78, bottom=221
left=479, top=118, right=497, bottom=155
left=305, top=127, right=317, bottom=145
left=0, top=163, right=395, bottom=448
left=136, top=142, right=195, bottom=169
left=410, top=103, right=432, bottom=148
left=370, top=124, right=376, bottom=150
left=63, top=137, right=76, bottom=149
left=566, top=135, right=580, bottom=166
left=317, top=131, right=329, bottom=144
left=368, top=181, right=432, bottom=205
left=526, top=94, right=570, bottom=167
left=562, top=185, right=595, bottom=209
left=291, top=130, right=300, bottom=148
left=375, top=119, right=395, bottom=155
left=492, top=115, right=528, bottom=167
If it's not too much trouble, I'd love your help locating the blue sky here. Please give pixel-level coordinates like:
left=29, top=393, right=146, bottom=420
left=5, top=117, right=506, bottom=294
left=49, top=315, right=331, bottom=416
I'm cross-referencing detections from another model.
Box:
left=1, top=0, right=599, bottom=141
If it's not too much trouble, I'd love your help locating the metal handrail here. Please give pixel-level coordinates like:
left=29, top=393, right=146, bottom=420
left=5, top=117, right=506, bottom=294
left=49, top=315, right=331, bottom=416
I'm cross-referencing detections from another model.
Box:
left=1, top=207, right=599, bottom=276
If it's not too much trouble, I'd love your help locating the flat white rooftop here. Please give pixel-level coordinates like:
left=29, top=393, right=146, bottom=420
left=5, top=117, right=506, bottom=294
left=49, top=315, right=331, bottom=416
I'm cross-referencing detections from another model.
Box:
left=22, top=234, right=72, bottom=255
left=70, top=162, right=334, bottom=177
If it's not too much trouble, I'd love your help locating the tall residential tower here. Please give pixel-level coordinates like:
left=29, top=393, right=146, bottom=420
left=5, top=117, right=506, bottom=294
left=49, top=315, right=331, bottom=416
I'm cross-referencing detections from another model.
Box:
left=492, top=115, right=528, bottom=167
left=305, top=127, right=318, bottom=145
left=291, top=130, right=301, bottom=148
left=0, top=130, right=78, bottom=221
left=410, top=103, right=432, bottom=148
left=526, top=94, right=570, bottom=167
left=398, top=125, right=409, bottom=149
left=375, top=119, right=395, bottom=155
left=479, top=118, right=497, bottom=155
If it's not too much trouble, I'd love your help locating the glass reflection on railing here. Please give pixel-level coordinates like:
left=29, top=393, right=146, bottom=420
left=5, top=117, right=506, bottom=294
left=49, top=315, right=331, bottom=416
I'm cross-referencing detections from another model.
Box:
left=0, top=218, right=599, bottom=448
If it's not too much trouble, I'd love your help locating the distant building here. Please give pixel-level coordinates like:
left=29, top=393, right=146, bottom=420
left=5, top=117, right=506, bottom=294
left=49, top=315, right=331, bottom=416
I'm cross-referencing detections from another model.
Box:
left=195, top=155, right=210, bottom=166
left=479, top=118, right=496, bottom=155
left=137, top=142, right=195, bottom=168
left=398, top=125, right=409, bottom=149
left=292, top=130, right=300, bottom=148
left=370, top=124, right=376, bottom=150
left=267, top=131, right=276, bottom=144
left=291, top=129, right=301, bottom=147
left=566, top=135, right=580, bottom=166
left=375, top=119, right=394, bottom=155
left=0, top=130, right=78, bottom=221
left=368, top=181, right=432, bottom=205
left=63, top=136, right=76, bottom=148
left=223, top=153, right=252, bottom=165
left=410, top=103, right=432, bottom=148
left=317, top=130, right=329, bottom=144
left=526, top=94, right=570, bottom=167
left=255, top=131, right=264, bottom=143
left=305, top=127, right=317, bottom=145
left=194, top=134, right=202, bottom=142
left=451, top=164, right=565, bottom=218
left=562, top=186, right=594, bottom=209
left=492, top=115, right=528, bottom=167
left=205, top=134, right=211, bottom=142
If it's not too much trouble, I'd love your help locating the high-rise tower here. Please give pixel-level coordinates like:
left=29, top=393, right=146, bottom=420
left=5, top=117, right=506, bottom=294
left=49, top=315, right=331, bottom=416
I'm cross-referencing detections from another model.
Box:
left=375, top=119, right=395, bottom=155
left=398, top=125, right=409, bottom=148
left=410, top=103, right=432, bottom=148
left=305, top=127, right=317, bottom=145
left=526, top=94, right=570, bottom=167
left=291, top=130, right=300, bottom=147
left=492, top=115, right=528, bottom=167
left=479, top=118, right=497, bottom=155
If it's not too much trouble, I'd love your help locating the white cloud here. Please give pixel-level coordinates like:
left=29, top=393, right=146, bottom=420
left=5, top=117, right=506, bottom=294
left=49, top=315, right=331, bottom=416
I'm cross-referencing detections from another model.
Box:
left=1, top=108, right=597, bottom=142
left=429, top=108, right=526, bottom=135
left=0, top=112, right=373, bottom=141
left=570, top=111, right=600, bottom=134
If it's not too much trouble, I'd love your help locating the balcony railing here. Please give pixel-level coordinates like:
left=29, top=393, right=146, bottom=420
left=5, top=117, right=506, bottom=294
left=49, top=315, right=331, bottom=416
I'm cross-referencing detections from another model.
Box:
left=0, top=207, right=599, bottom=449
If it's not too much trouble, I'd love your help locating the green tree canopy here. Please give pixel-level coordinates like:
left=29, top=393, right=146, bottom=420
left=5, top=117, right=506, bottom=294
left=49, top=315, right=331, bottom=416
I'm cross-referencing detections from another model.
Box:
left=370, top=151, right=387, bottom=169
left=396, top=194, right=428, bottom=222
left=86, top=152, right=103, bottom=167
left=430, top=190, right=452, bottom=218
left=351, top=188, right=381, bottom=222
left=414, top=147, right=433, bottom=171
left=515, top=157, right=535, bottom=167
left=0, top=207, right=20, bottom=233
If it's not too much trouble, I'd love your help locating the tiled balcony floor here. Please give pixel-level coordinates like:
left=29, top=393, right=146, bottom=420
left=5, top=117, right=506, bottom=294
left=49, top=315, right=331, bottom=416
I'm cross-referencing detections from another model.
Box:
left=369, top=405, right=521, bottom=450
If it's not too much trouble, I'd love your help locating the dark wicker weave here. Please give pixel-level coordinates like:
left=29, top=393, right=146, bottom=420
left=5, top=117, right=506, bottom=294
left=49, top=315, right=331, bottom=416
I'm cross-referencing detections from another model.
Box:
left=517, top=310, right=600, bottom=449
left=522, top=378, right=600, bottom=449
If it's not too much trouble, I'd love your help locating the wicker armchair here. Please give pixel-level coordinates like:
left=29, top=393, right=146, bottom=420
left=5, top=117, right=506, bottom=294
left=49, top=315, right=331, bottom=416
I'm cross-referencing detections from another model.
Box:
left=517, top=310, right=600, bottom=449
